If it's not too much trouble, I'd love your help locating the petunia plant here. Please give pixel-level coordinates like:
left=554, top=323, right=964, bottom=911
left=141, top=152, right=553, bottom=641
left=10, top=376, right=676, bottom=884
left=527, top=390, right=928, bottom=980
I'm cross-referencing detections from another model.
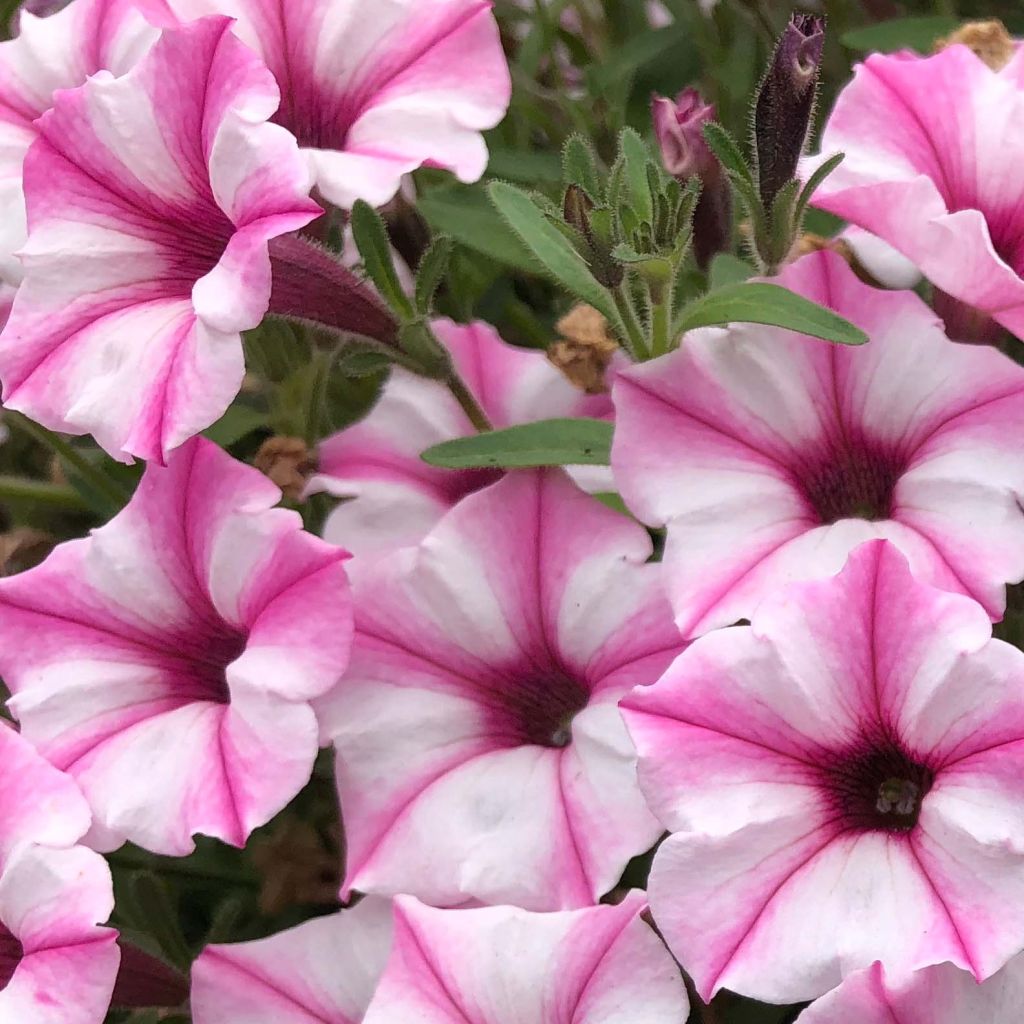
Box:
left=3, top=2, right=1024, bottom=1024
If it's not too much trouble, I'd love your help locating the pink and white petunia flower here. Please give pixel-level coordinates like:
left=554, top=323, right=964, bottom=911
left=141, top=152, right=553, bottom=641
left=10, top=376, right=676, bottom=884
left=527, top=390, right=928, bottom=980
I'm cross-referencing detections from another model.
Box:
left=191, top=896, right=392, bottom=1024
left=0, top=15, right=321, bottom=463
left=315, top=468, right=683, bottom=911
left=361, top=893, right=689, bottom=1024
left=611, top=249, right=1024, bottom=639
left=0, top=437, right=352, bottom=857
left=0, top=0, right=176, bottom=284
left=0, top=724, right=119, bottom=1023
left=623, top=540, right=1024, bottom=1004
left=797, top=958, right=1024, bottom=1024
left=307, top=318, right=616, bottom=557
left=167, top=0, right=511, bottom=209
left=804, top=43, right=1024, bottom=339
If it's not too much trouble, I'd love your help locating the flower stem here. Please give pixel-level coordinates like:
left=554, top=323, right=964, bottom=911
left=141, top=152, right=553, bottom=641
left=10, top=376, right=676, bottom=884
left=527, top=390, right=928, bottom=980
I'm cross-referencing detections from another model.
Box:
left=446, top=373, right=492, bottom=432
left=614, top=284, right=650, bottom=360
left=7, top=412, right=131, bottom=511
left=0, top=474, right=88, bottom=510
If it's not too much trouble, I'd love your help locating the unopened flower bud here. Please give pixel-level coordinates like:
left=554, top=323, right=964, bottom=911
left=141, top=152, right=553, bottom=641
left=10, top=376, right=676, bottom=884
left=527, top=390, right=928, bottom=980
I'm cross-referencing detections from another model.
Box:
left=651, top=89, right=732, bottom=270
left=651, top=89, right=717, bottom=180
left=754, top=14, right=825, bottom=210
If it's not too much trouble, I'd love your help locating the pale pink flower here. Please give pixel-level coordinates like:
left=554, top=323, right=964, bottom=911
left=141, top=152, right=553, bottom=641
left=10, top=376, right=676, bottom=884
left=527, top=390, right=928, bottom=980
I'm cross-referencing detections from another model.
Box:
left=798, top=958, right=1024, bottom=1024
left=0, top=724, right=119, bottom=1023
left=0, top=437, right=352, bottom=856
left=191, top=897, right=392, bottom=1024
left=362, top=893, right=689, bottom=1024
left=805, top=44, right=1024, bottom=339
left=167, top=0, right=511, bottom=209
left=0, top=15, right=322, bottom=463
left=623, top=541, right=1024, bottom=1004
left=315, top=469, right=683, bottom=910
left=307, top=319, right=615, bottom=557
left=611, top=250, right=1024, bottom=638
left=0, top=0, right=176, bottom=284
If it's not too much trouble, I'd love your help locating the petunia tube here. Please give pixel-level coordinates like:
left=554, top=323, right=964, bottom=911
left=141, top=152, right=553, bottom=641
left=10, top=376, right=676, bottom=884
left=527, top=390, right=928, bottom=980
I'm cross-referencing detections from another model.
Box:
left=0, top=0, right=176, bottom=284
left=0, top=437, right=353, bottom=856
left=804, top=43, right=1024, bottom=340
left=166, top=0, right=512, bottom=208
left=306, top=319, right=615, bottom=556
left=315, top=469, right=684, bottom=910
left=361, top=893, right=689, bottom=1024
left=0, top=15, right=322, bottom=464
left=0, top=724, right=120, bottom=1023
left=612, top=249, right=1024, bottom=638
left=797, top=958, right=1024, bottom=1024
left=623, top=540, right=1024, bottom=1003
left=191, top=896, right=393, bottom=1024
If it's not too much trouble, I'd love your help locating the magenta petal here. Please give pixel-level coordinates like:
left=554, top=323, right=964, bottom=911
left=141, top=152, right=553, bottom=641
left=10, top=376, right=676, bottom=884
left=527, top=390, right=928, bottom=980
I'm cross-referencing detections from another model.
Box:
left=316, top=469, right=683, bottom=910
left=0, top=437, right=352, bottom=855
left=612, top=250, right=1024, bottom=636
left=361, top=894, right=689, bottom=1024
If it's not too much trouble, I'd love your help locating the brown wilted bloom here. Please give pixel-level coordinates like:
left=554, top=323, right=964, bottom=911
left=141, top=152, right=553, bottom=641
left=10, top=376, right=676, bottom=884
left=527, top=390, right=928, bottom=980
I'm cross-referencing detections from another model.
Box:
left=549, top=304, right=619, bottom=395
left=936, top=20, right=1015, bottom=71
left=0, top=528, right=54, bottom=576
left=788, top=232, right=882, bottom=287
left=254, top=436, right=316, bottom=501
left=249, top=819, right=340, bottom=916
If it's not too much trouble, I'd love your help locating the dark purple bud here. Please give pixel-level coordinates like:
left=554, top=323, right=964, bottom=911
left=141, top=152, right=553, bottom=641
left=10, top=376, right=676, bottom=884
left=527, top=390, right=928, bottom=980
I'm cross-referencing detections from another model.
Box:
left=753, top=13, right=825, bottom=210
left=651, top=89, right=718, bottom=181
left=110, top=940, right=189, bottom=1009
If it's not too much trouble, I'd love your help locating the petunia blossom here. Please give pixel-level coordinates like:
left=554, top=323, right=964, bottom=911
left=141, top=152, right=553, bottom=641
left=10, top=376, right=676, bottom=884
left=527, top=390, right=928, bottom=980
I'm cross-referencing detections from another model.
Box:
left=191, top=896, right=392, bottom=1024
left=361, top=893, right=689, bottom=1024
left=0, top=15, right=322, bottom=463
left=167, top=0, right=511, bottom=209
left=0, top=0, right=176, bottom=285
left=797, top=958, right=1024, bottom=1024
left=0, top=437, right=352, bottom=857
left=804, top=43, right=1024, bottom=340
left=307, top=318, right=616, bottom=557
left=315, top=468, right=683, bottom=911
left=611, top=249, right=1024, bottom=638
left=622, top=540, right=1024, bottom=1004
left=0, top=724, right=119, bottom=1023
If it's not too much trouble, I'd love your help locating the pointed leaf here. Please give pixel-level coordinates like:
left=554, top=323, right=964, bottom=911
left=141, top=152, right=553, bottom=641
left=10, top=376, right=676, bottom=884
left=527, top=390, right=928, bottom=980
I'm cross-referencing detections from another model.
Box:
left=488, top=181, right=624, bottom=331
left=702, top=122, right=754, bottom=185
left=422, top=418, right=613, bottom=469
left=350, top=201, right=415, bottom=320
left=620, top=127, right=654, bottom=226
left=675, top=282, right=868, bottom=345
left=414, top=235, right=453, bottom=316
left=562, top=134, right=602, bottom=198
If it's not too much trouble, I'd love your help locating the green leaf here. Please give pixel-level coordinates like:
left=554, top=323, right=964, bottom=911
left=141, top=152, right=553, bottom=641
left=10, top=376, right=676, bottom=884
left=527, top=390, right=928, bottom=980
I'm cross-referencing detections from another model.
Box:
left=619, top=127, right=654, bottom=226
left=486, top=148, right=563, bottom=185
left=562, top=135, right=602, bottom=198
left=840, top=16, right=958, bottom=54
left=675, top=282, right=869, bottom=346
left=587, top=26, right=691, bottom=92
left=795, top=152, right=845, bottom=228
left=702, top=122, right=753, bottom=185
left=350, top=201, right=415, bottom=320
left=202, top=404, right=267, bottom=447
left=122, top=873, right=192, bottom=972
left=414, top=235, right=453, bottom=316
left=417, top=185, right=537, bottom=272
left=708, top=253, right=755, bottom=289
left=488, top=181, right=624, bottom=330
left=422, top=418, right=614, bottom=470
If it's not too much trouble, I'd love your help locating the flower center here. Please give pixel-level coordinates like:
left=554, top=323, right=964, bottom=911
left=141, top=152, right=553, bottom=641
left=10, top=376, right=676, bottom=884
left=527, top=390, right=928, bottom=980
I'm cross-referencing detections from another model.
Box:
left=821, top=740, right=933, bottom=833
left=0, top=924, right=23, bottom=992
left=800, top=444, right=904, bottom=525
left=484, top=669, right=590, bottom=749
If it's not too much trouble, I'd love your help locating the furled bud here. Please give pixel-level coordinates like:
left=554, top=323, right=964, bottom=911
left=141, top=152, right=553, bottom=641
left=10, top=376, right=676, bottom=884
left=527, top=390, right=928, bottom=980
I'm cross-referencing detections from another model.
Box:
left=753, top=14, right=825, bottom=210
left=651, top=89, right=717, bottom=180
left=651, top=89, right=732, bottom=269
